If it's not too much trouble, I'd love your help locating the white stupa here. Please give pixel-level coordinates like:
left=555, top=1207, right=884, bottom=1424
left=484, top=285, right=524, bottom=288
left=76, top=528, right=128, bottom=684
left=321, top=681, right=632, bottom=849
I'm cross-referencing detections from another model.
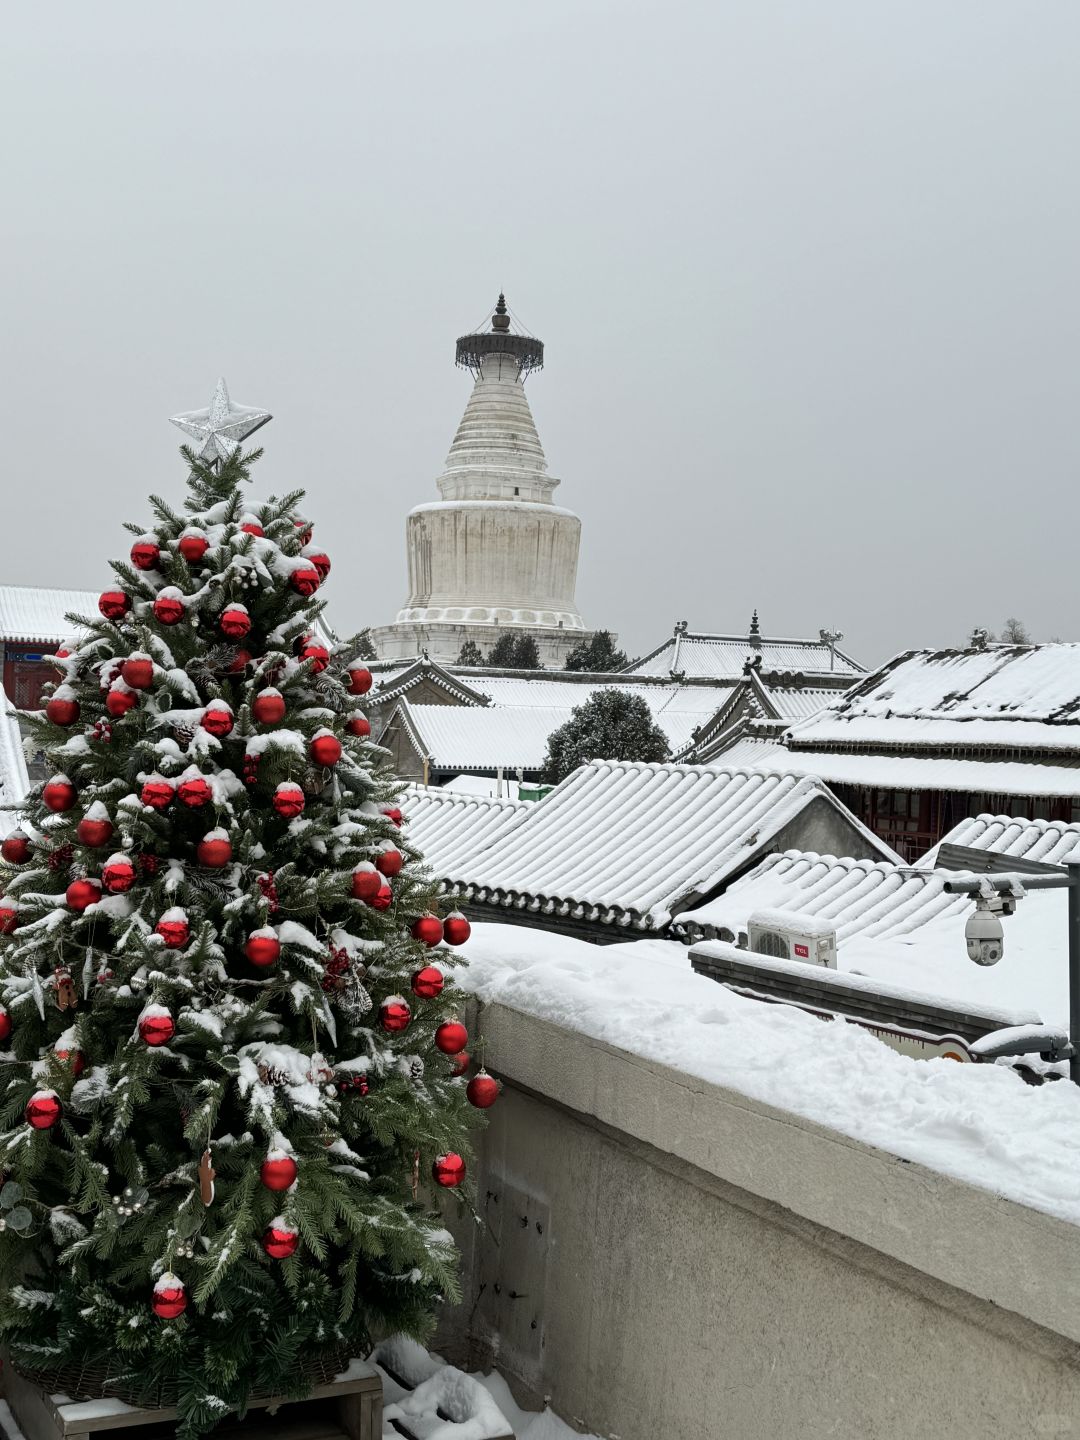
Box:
left=370, top=296, right=588, bottom=667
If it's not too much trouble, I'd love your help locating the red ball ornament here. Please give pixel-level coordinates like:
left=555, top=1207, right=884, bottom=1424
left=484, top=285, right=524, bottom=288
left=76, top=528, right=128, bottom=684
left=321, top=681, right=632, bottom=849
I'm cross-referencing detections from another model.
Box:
left=154, top=914, right=190, bottom=949
left=346, top=712, right=371, bottom=739
left=54, top=645, right=72, bottom=660
left=381, top=807, right=403, bottom=827
left=200, top=702, right=234, bottom=738
left=411, top=915, right=444, bottom=948
left=46, top=695, right=80, bottom=726
left=432, top=1153, right=466, bottom=1188
left=121, top=657, right=154, bottom=689
left=434, top=1021, right=468, bottom=1056
left=351, top=864, right=380, bottom=901
left=105, top=687, right=137, bottom=718
left=260, top=1154, right=298, bottom=1191
left=0, top=902, right=18, bottom=934
left=140, top=778, right=174, bottom=811
left=55, top=1046, right=86, bottom=1077
left=152, top=1275, right=188, bottom=1319
left=443, top=913, right=472, bottom=947
left=178, top=530, right=209, bottom=563
left=273, top=783, right=305, bottom=820
left=130, top=539, right=160, bottom=571
left=177, top=776, right=212, bottom=809
left=309, top=732, right=341, bottom=767
left=449, top=1051, right=471, bottom=1077
left=139, top=1010, right=176, bottom=1046
left=25, top=1091, right=62, bottom=1130
left=466, top=1072, right=500, bottom=1109
left=219, top=605, right=251, bottom=639
left=289, top=566, right=321, bottom=597
left=304, top=549, right=331, bottom=581
left=152, top=593, right=185, bottom=626
left=244, top=930, right=280, bottom=967
left=77, top=816, right=113, bottom=848
left=43, top=778, right=76, bottom=813
left=98, top=590, right=131, bottom=621
left=375, top=847, right=402, bottom=878
left=1, top=832, right=31, bottom=864
left=197, top=834, right=232, bottom=868
left=379, top=998, right=411, bottom=1033
left=0, top=1007, right=10, bottom=1040
left=101, top=856, right=136, bottom=894
left=411, top=966, right=444, bottom=1000
left=252, top=689, right=286, bottom=724
left=371, top=882, right=393, bottom=911
left=347, top=667, right=373, bottom=696
left=240, top=519, right=264, bottom=538
left=229, top=648, right=253, bottom=674
left=298, top=640, right=330, bottom=673
left=262, top=1223, right=299, bottom=1259
left=66, top=878, right=102, bottom=912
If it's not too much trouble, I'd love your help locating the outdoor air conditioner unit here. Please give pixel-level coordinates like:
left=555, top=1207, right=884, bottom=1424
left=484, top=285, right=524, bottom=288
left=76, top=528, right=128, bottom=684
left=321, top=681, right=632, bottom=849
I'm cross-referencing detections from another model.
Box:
left=746, top=909, right=837, bottom=969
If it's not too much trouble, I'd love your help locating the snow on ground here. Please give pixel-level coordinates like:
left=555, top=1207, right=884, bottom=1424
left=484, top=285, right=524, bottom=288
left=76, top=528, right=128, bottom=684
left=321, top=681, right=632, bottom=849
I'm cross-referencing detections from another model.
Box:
left=458, top=923, right=1080, bottom=1226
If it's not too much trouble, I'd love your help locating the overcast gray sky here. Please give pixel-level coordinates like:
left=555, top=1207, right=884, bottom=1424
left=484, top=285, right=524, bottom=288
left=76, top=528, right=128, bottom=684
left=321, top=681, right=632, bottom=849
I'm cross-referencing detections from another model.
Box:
left=3, top=2, right=1077, bottom=669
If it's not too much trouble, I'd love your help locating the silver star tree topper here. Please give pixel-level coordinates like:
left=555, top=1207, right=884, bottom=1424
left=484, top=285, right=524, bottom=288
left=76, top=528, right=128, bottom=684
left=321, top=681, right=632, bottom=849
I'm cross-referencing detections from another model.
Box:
left=169, top=378, right=272, bottom=464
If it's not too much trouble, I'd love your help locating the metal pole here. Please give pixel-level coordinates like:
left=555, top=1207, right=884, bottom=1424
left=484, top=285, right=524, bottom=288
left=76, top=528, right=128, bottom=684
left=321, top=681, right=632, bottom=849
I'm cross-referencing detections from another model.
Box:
left=1070, top=863, right=1080, bottom=1086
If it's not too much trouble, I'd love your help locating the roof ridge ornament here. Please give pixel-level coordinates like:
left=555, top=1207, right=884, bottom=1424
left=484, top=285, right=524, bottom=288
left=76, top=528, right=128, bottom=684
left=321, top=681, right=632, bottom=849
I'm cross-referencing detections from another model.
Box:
left=749, top=610, right=763, bottom=650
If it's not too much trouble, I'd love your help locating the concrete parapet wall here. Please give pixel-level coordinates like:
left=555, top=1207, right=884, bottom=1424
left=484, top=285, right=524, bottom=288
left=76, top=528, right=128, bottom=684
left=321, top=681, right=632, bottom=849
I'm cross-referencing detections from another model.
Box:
left=447, top=1001, right=1080, bottom=1440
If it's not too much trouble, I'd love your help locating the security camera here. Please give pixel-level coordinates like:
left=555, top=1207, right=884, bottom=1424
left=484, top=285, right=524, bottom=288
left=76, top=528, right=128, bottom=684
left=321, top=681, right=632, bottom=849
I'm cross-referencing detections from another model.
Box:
left=966, top=900, right=1004, bottom=966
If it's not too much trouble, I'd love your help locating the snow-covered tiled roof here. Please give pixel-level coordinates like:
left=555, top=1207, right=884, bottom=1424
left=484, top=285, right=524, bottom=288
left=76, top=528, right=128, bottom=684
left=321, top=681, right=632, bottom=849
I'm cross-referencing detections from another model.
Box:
left=630, top=627, right=862, bottom=681
left=787, top=644, right=1080, bottom=753
left=766, top=686, right=850, bottom=721
left=438, top=761, right=896, bottom=930
left=0, top=586, right=98, bottom=644
left=918, top=813, right=1080, bottom=868
left=402, top=784, right=529, bottom=875
left=0, top=706, right=29, bottom=836
left=734, top=746, right=1080, bottom=798
left=371, top=658, right=490, bottom=709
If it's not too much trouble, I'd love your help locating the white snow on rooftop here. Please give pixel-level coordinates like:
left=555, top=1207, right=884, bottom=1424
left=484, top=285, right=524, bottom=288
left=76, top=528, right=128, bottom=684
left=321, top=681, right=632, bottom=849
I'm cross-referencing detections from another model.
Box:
left=630, top=628, right=862, bottom=680
left=734, top=744, right=1080, bottom=797
left=403, top=784, right=529, bottom=875
left=0, top=585, right=98, bottom=644
left=0, top=706, right=29, bottom=837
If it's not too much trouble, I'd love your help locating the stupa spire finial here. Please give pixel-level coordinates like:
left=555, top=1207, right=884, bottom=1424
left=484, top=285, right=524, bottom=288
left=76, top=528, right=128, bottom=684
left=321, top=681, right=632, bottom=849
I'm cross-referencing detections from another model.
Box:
left=492, top=293, right=510, bottom=333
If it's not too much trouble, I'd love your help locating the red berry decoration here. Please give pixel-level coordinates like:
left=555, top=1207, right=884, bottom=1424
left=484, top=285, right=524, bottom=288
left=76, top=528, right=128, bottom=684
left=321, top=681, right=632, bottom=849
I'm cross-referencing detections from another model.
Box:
left=443, top=913, right=472, bottom=947
left=55, top=1046, right=86, bottom=1077
left=154, top=910, right=190, bottom=949
left=152, top=591, right=185, bottom=626
left=219, top=605, right=251, bottom=639
left=371, top=882, right=393, bottom=911
left=244, top=929, right=280, bottom=967
left=25, top=1091, right=62, bottom=1130
left=252, top=689, right=286, bottom=724
left=262, top=1222, right=299, bottom=1259
left=411, top=915, right=444, bottom=948
left=121, top=656, right=154, bottom=689
left=351, top=864, right=380, bottom=901
left=102, top=855, right=136, bottom=894
left=309, top=732, right=341, bottom=767
left=177, top=775, right=212, bottom=809
left=43, top=777, right=76, bottom=812
left=303, top=548, right=331, bottom=581
left=0, top=902, right=18, bottom=934
left=297, top=639, right=330, bottom=672
left=105, top=686, right=137, bottom=718
left=45, top=693, right=80, bottom=726
left=139, top=1008, right=176, bottom=1046
left=467, top=1071, right=500, bottom=1109
left=346, top=712, right=371, bottom=738
left=273, top=783, right=305, bottom=820
left=1, top=832, right=30, bottom=865
left=432, top=1153, right=466, bottom=1188
left=0, top=1007, right=10, bottom=1040
left=197, top=832, right=232, bottom=868
left=411, top=966, right=444, bottom=1000
left=98, top=590, right=131, bottom=621
left=347, top=667, right=372, bottom=696
left=152, top=1274, right=188, bottom=1319
left=379, top=998, right=411, bottom=1033
left=376, top=847, right=402, bottom=878
left=260, top=1153, right=298, bottom=1191
left=66, top=878, right=102, bottom=912
left=290, top=566, right=321, bottom=597
left=130, top=539, right=160, bottom=570
left=449, top=1051, right=470, bottom=1077
left=434, top=1021, right=468, bottom=1055
left=140, top=778, right=174, bottom=811
left=381, top=807, right=403, bottom=827
left=200, top=702, right=234, bottom=737
left=178, top=530, right=209, bottom=564
left=77, top=814, right=113, bottom=848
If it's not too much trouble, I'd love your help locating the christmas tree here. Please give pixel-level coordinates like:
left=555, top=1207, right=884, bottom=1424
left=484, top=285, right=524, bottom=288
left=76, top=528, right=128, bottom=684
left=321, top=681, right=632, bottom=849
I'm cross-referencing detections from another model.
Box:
left=0, top=384, right=487, bottom=1436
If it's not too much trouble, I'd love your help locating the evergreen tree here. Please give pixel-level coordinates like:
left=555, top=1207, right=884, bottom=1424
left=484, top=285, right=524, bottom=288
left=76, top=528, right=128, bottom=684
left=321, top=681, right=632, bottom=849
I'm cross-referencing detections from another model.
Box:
left=563, top=631, right=629, bottom=672
left=455, top=640, right=485, bottom=667
left=542, top=690, right=670, bottom=784
left=485, top=632, right=519, bottom=668
left=0, top=443, right=478, bottom=1435
left=510, top=634, right=542, bottom=670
